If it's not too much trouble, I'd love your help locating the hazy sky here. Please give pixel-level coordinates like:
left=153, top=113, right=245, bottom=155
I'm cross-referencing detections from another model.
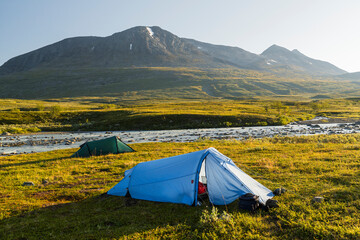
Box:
left=1, top=0, right=360, bottom=72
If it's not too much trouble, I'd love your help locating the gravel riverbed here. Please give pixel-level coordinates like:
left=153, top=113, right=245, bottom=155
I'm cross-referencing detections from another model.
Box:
left=1, top=119, right=360, bottom=156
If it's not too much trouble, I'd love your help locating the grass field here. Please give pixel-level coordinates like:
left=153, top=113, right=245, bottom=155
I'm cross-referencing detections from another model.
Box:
left=1, top=134, right=359, bottom=239
left=1, top=98, right=360, bottom=134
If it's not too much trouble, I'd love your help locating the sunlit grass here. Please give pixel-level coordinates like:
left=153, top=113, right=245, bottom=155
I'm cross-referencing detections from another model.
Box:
left=1, top=98, right=360, bottom=134
left=0, top=134, right=359, bottom=239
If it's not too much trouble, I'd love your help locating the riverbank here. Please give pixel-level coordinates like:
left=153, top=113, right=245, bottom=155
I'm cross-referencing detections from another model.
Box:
left=2, top=120, right=360, bottom=156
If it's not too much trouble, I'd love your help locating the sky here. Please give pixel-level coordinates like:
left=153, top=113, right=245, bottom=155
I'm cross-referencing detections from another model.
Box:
left=1, top=0, right=360, bottom=72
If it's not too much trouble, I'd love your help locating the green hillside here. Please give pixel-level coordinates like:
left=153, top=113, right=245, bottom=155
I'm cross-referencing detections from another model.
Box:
left=1, top=67, right=359, bottom=100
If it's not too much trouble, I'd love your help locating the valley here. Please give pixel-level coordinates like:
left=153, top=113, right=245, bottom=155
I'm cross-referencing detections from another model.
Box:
left=1, top=25, right=360, bottom=240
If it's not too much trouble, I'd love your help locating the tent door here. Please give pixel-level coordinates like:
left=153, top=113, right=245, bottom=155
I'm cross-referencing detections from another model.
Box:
left=199, top=159, right=207, bottom=184
left=196, top=158, right=208, bottom=205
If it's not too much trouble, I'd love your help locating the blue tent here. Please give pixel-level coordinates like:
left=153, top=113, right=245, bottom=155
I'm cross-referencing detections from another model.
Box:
left=108, top=147, right=274, bottom=205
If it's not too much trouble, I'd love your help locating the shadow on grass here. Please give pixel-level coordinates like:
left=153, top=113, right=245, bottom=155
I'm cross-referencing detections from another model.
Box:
left=0, top=194, right=212, bottom=239
left=0, top=157, right=69, bottom=168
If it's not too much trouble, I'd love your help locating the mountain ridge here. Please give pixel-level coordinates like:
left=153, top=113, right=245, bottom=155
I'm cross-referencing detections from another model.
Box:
left=0, top=26, right=347, bottom=76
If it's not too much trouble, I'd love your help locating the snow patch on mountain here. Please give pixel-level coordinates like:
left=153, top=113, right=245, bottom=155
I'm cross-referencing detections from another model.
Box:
left=146, top=27, right=154, bottom=38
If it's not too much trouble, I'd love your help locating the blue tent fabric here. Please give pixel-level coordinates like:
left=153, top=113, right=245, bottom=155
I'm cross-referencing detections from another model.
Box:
left=107, top=147, right=274, bottom=205
left=108, top=168, right=133, bottom=196
left=205, top=150, right=274, bottom=205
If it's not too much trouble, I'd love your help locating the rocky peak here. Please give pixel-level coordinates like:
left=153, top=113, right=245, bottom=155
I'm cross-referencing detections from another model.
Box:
left=261, top=44, right=290, bottom=55
left=261, top=44, right=346, bottom=75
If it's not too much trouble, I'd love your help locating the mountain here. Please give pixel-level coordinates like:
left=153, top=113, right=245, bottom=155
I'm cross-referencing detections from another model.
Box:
left=261, top=44, right=346, bottom=75
left=0, top=26, right=347, bottom=76
left=0, top=26, right=261, bottom=75
left=0, top=26, right=357, bottom=100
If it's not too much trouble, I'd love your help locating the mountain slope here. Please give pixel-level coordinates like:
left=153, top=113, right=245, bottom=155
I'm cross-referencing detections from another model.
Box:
left=182, top=38, right=266, bottom=69
left=0, top=26, right=256, bottom=75
left=337, top=71, right=360, bottom=80
left=0, top=66, right=359, bottom=100
left=0, top=26, right=356, bottom=100
left=261, top=45, right=346, bottom=75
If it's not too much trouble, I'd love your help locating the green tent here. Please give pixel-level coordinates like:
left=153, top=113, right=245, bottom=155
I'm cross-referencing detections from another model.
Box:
left=72, top=136, right=134, bottom=157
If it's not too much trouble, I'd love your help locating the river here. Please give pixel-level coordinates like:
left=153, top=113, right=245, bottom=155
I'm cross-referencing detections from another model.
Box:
left=1, top=119, right=359, bottom=156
